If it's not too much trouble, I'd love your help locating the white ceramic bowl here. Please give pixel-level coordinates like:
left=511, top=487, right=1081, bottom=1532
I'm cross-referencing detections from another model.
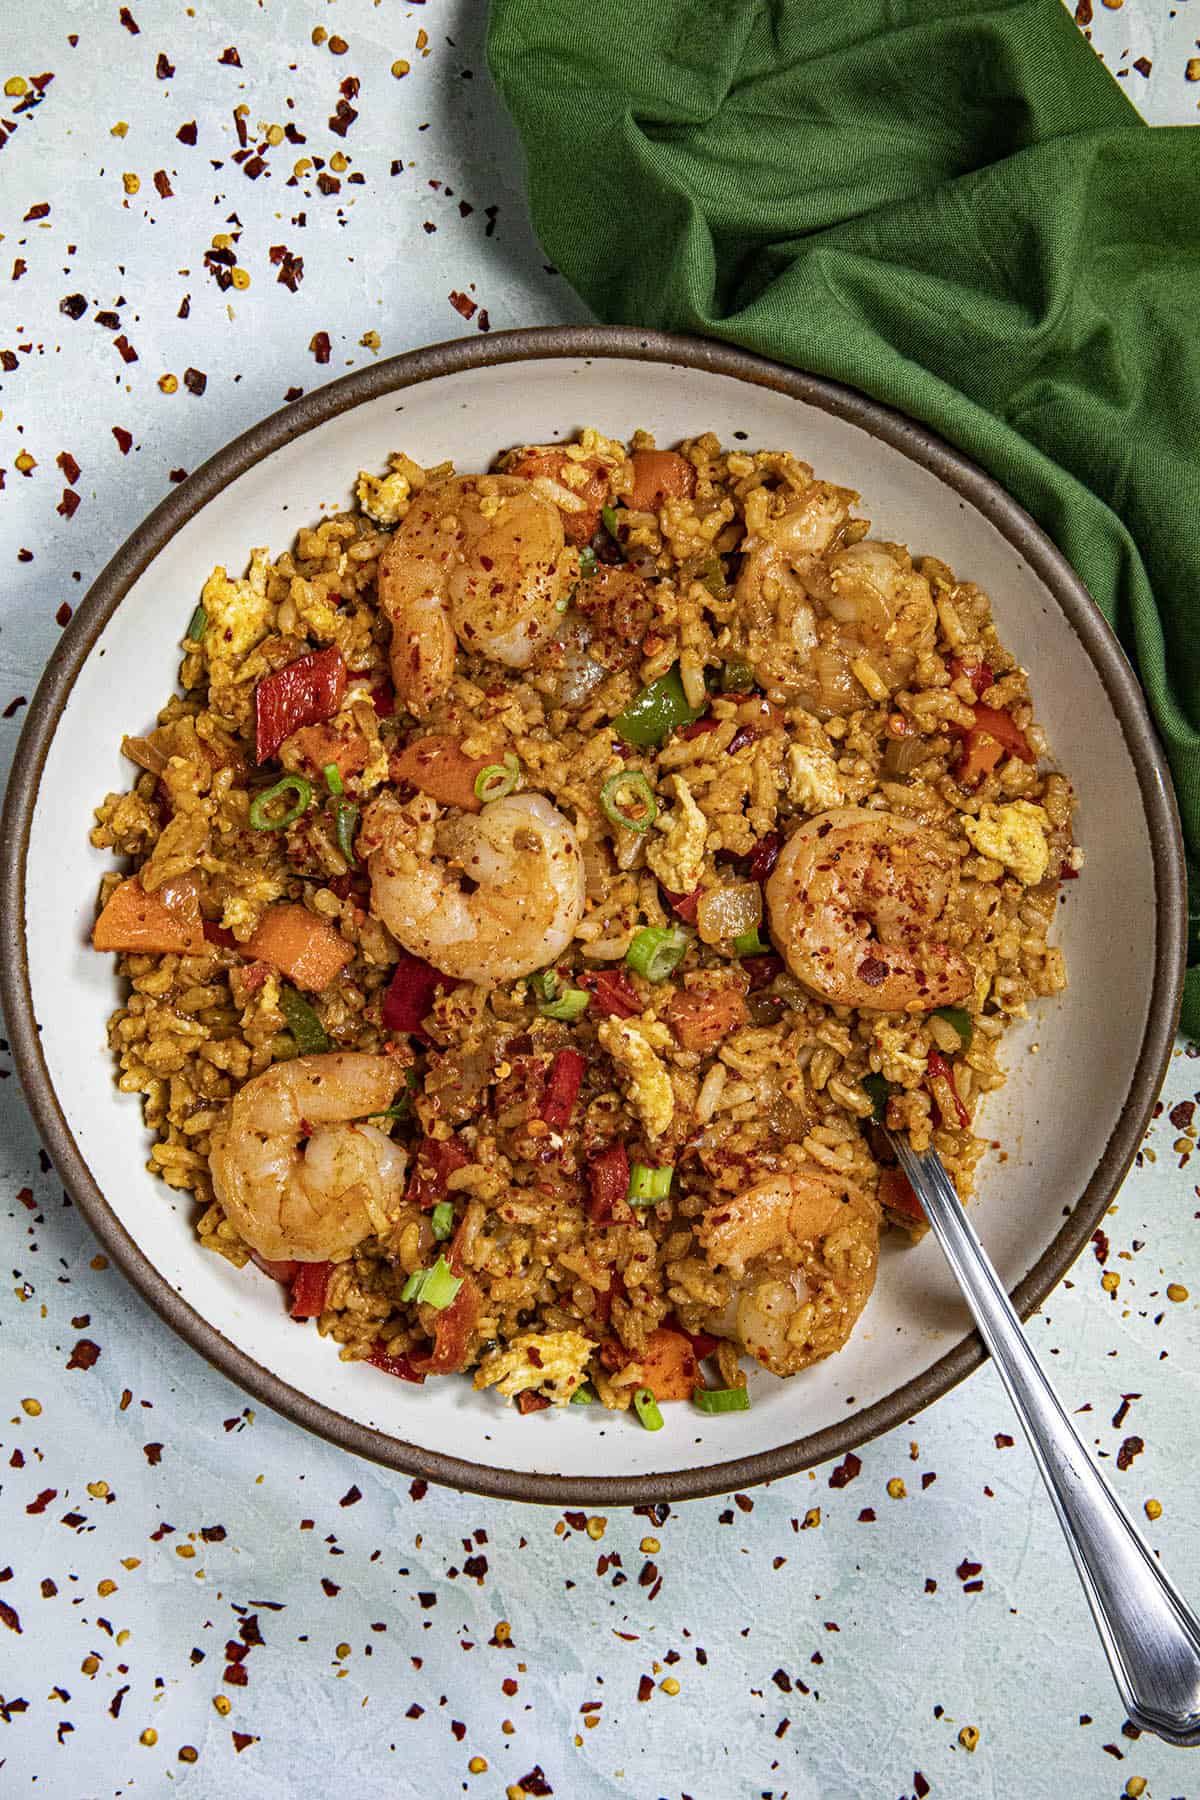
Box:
left=1, top=328, right=1183, bottom=1502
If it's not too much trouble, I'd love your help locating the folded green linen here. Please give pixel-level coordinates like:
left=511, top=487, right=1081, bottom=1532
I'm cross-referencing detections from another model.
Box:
left=488, top=0, right=1200, bottom=1031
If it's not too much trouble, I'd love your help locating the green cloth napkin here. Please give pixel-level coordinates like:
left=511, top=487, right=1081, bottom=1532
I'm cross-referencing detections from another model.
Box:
left=488, top=0, right=1200, bottom=1032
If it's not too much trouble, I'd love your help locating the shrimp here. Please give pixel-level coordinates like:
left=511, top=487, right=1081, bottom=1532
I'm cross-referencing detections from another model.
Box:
left=790, top=539, right=938, bottom=716
left=734, top=480, right=853, bottom=684
left=696, top=1169, right=879, bottom=1376
left=766, top=807, right=972, bottom=1012
left=208, top=1053, right=409, bottom=1263
left=378, top=474, right=568, bottom=716
left=362, top=788, right=586, bottom=983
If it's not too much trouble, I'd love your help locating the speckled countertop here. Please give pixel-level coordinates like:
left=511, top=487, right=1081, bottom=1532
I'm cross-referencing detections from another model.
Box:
left=2, top=4, right=1199, bottom=1797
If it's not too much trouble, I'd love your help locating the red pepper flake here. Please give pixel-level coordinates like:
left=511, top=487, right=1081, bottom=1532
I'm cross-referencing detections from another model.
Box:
left=477, top=309, right=491, bottom=333
left=858, top=1507, right=876, bottom=1522
left=321, top=1577, right=340, bottom=1597
left=200, top=1524, right=227, bottom=1542
left=309, top=330, right=332, bottom=365
left=1116, top=1436, right=1144, bottom=1470
left=328, top=100, right=358, bottom=138
left=56, top=450, right=80, bottom=484
left=0, top=1600, right=21, bottom=1634
left=156, top=52, right=175, bottom=78
left=994, top=1432, right=1014, bottom=1448
left=828, top=1451, right=861, bottom=1488
left=1, top=349, right=20, bottom=372
left=448, top=290, right=477, bottom=321
left=223, top=1661, right=248, bottom=1687
left=66, top=1337, right=101, bottom=1370
left=12, top=258, right=27, bottom=281
left=119, top=6, right=140, bottom=32
left=1091, top=1228, right=1109, bottom=1266
left=516, top=1390, right=550, bottom=1415
left=143, top=1442, right=163, bottom=1465
left=56, top=602, right=73, bottom=627
left=56, top=490, right=80, bottom=520
left=955, top=1558, right=983, bottom=1582
left=177, top=120, right=197, bottom=145
left=243, top=155, right=266, bottom=180
left=153, top=169, right=173, bottom=198
left=114, top=335, right=138, bottom=365
left=317, top=172, right=341, bottom=196
left=218, top=46, right=242, bottom=66
left=2, top=694, right=26, bottom=720
left=284, top=385, right=304, bottom=403
left=95, top=310, right=121, bottom=331
left=59, top=293, right=87, bottom=319
left=517, top=1770, right=553, bottom=1797
left=231, top=1732, right=257, bottom=1753
left=856, top=955, right=889, bottom=987
left=636, top=1674, right=654, bottom=1703
left=168, top=468, right=188, bottom=483
left=921, top=1471, right=936, bottom=1490
left=183, top=366, right=207, bottom=395
left=339, top=1485, right=362, bottom=1507
left=914, top=1775, right=930, bottom=1799
left=109, top=1684, right=128, bottom=1717
left=112, top=426, right=132, bottom=454
left=1133, top=56, right=1152, bottom=77
left=579, top=966, right=640, bottom=1018
left=26, top=1488, right=57, bottom=1515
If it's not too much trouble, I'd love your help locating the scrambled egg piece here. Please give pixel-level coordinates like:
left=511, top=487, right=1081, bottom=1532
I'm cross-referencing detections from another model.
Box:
left=357, top=468, right=412, bottom=527
left=597, top=1017, right=675, bottom=1139
left=220, top=873, right=291, bottom=940
left=199, top=548, right=273, bottom=676
left=473, top=1330, right=594, bottom=1406
left=871, top=1023, right=931, bottom=1087
left=963, top=801, right=1050, bottom=886
left=646, top=774, right=707, bottom=895
left=786, top=743, right=844, bottom=813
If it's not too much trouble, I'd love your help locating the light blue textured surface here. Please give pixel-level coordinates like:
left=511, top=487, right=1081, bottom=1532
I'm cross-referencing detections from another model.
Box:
left=2, top=4, right=1198, bottom=1795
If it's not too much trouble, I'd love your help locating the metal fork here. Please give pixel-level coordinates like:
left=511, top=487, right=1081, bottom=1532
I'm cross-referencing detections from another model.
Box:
left=890, top=1133, right=1200, bottom=1745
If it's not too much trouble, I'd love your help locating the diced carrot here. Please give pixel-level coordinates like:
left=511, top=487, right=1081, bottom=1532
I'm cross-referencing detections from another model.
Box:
left=508, top=446, right=610, bottom=545
left=635, top=1327, right=699, bottom=1402
left=290, top=723, right=370, bottom=781
left=626, top=450, right=695, bottom=512
left=388, top=735, right=492, bottom=813
left=92, top=873, right=206, bottom=955
left=954, top=705, right=1034, bottom=786
left=244, top=903, right=353, bottom=992
left=664, top=986, right=748, bottom=1054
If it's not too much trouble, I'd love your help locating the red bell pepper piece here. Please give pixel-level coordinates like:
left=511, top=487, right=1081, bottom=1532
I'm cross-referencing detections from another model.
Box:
left=540, top=1048, right=586, bottom=1132
left=254, top=645, right=347, bottom=765
left=927, top=1049, right=970, bottom=1130
left=406, top=1137, right=470, bottom=1211
left=586, top=1144, right=633, bottom=1224
left=368, top=1342, right=427, bottom=1383
left=250, top=1249, right=299, bottom=1285
left=878, top=1165, right=924, bottom=1223
left=408, top=1274, right=482, bottom=1376
left=382, top=950, right=457, bottom=1039
left=660, top=884, right=702, bottom=924
left=954, top=704, right=1034, bottom=785
left=677, top=716, right=718, bottom=741
left=949, top=657, right=993, bottom=699
left=288, top=1261, right=331, bottom=1319
left=747, top=831, right=781, bottom=884
left=579, top=966, right=641, bottom=1018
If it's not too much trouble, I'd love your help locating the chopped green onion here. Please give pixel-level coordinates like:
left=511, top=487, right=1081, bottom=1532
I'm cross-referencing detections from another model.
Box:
left=248, top=774, right=313, bottom=832
left=732, top=927, right=771, bottom=958
left=861, top=1073, right=892, bottom=1123
left=601, top=770, right=658, bottom=834
left=626, top=923, right=690, bottom=983
left=530, top=969, right=559, bottom=1002
left=323, top=761, right=345, bottom=796
left=578, top=546, right=597, bottom=579
left=692, top=1384, right=751, bottom=1414
left=699, top=555, right=727, bottom=602
left=402, top=1254, right=463, bottom=1310
left=366, top=1100, right=411, bottom=1123
left=628, top=1163, right=673, bottom=1203
left=601, top=503, right=621, bottom=541
left=612, top=664, right=707, bottom=748
left=570, top=1383, right=595, bottom=1406
left=633, top=1386, right=664, bottom=1431
left=933, top=1005, right=974, bottom=1049
left=474, top=752, right=521, bottom=804
left=332, top=797, right=359, bottom=865
left=721, top=659, right=755, bottom=693
left=278, top=985, right=329, bottom=1055
left=186, top=603, right=208, bottom=642
left=539, top=987, right=590, bottom=1022
left=430, top=1201, right=455, bottom=1242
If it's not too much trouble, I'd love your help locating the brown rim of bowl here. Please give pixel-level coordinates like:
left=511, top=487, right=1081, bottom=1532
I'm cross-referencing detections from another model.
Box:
left=0, top=325, right=1186, bottom=1506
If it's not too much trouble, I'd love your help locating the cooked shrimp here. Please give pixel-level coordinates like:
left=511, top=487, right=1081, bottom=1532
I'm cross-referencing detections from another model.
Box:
left=362, top=788, right=586, bottom=983
left=697, top=1169, right=879, bottom=1376
left=766, top=806, right=972, bottom=1012
left=791, top=539, right=938, bottom=716
left=734, top=481, right=853, bottom=680
left=379, top=474, right=568, bottom=716
left=209, top=1053, right=408, bottom=1263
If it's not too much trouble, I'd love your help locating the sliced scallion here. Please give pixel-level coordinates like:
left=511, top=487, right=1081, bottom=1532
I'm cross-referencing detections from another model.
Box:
left=721, top=659, right=755, bottom=693
left=323, top=761, right=345, bottom=796
left=578, top=546, right=597, bottom=579
left=474, top=752, right=521, bottom=804
left=628, top=1163, right=672, bottom=1204
left=278, top=985, right=329, bottom=1055
left=366, top=1099, right=411, bottom=1123
left=402, top=1254, right=463, bottom=1310
left=539, top=987, right=590, bottom=1022
left=430, top=1201, right=454, bottom=1242
left=601, top=503, right=621, bottom=541
left=530, top=968, right=559, bottom=1003
left=332, top=797, right=359, bottom=865
left=633, top=1386, right=664, bottom=1431
left=248, top=774, right=313, bottom=832
left=933, top=1005, right=974, bottom=1049
left=626, top=923, right=689, bottom=983
left=186, top=603, right=208, bottom=642
left=692, top=1384, right=751, bottom=1414
left=732, top=927, right=771, bottom=958
left=699, top=555, right=727, bottom=602
left=570, top=1383, right=595, bottom=1406
left=601, top=770, right=657, bottom=834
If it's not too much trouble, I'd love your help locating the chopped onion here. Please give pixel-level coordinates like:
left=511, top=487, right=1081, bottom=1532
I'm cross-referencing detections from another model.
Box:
left=696, top=880, right=761, bottom=947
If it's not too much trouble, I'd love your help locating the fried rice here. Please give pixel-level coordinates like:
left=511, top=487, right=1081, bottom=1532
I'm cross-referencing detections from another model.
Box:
left=90, top=427, right=1077, bottom=1421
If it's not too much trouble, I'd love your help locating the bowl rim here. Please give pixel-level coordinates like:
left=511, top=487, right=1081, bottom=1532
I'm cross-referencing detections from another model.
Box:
left=0, top=323, right=1185, bottom=1505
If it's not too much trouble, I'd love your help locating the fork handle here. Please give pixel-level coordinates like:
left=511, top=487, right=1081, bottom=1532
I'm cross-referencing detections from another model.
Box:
left=893, top=1138, right=1200, bottom=1746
